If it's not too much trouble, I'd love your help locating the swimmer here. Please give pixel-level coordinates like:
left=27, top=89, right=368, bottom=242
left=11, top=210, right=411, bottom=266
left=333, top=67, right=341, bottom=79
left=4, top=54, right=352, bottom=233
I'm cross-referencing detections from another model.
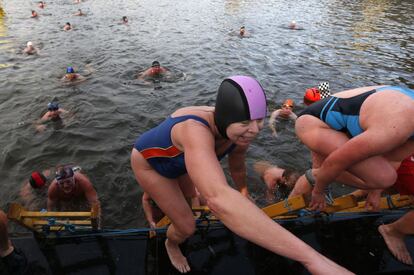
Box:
left=19, top=169, right=53, bottom=209
left=38, top=1, right=45, bottom=9
left=290, top=85, right=414, bottom=211
left=268, top=99, right=297, bottom=137
left=137, top=60, right=169, bottom=80
left=63, top=22, right=72, bottom=31
left=61, top=66, right=90, bottom=84
left=74, top=9, right=85, bottom=16
left=240, top=26, right=246, bottom=36
left=254, top=161, right=300, bottom=203
left=22, top=41, right=37, bottom=55
left=35, top=102, right=68, bottom=132
left=47, top=165, right=100, bottom=213
left=289, top=20, right=297, bottom=30
left=238, top=26, right=251, bottom=37
left=122, top=16, right=128, bottom=24
left=31, top=10, right=38, bottom=18
left=131, top=75, right=352, bottom=274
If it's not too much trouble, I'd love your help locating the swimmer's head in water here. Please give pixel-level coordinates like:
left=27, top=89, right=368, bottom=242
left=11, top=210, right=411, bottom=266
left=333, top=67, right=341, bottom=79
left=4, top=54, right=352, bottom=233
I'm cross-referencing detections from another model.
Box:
left=27, top=41, right=33, bottom=47
left=151, top=61, right=160, bottom=68
left=122, top=16, right=128, bottom=22
left=282, top=99, right=294, bottom=109
left=214, top=76, right=267, bottom=139
left=66, top=66, right=75, bottom=74
left=29, top=171, right=47, bottom=189
left=304, top=87, right=321, bottom=105
left=47, top=102, right=59, bottom=111
left=56, top=166, right=75, bottom=193
left=240, top=26, right=245, bottom=35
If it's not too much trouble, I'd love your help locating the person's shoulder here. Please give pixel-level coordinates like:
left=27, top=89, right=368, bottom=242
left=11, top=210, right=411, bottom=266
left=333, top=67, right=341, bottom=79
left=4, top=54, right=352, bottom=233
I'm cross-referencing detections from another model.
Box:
left=47, top=181, right=58, bottom=195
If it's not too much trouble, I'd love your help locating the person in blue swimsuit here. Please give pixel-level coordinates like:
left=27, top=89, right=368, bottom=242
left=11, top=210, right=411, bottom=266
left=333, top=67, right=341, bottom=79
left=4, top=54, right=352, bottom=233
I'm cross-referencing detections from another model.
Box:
left=293, top=85, right=414, bottom=211
left=131, top=76, right=352, bottom=274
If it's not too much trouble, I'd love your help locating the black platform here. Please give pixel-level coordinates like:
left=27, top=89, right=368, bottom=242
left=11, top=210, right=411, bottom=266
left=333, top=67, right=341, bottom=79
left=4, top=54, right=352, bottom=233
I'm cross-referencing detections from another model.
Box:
left=2, top=210, right=414, bottom=275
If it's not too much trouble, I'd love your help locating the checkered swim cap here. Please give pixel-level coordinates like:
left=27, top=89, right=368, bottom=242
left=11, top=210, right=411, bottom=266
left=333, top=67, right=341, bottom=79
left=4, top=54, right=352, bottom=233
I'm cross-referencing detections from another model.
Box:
left=318, top=82, right=331, bottom=98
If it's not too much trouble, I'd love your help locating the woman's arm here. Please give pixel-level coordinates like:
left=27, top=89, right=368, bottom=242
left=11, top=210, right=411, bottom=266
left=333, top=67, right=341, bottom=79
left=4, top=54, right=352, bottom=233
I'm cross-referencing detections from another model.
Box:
left=142, top=192, right=157, bottom=228
left=174, top=121, right=349, bottom=273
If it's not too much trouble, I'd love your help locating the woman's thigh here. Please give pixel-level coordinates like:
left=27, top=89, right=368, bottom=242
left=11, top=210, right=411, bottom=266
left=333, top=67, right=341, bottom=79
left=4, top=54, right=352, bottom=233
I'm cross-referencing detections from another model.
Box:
left=296, top=115, right=350, bottom=156
left=131, top=149, right=194, bottom=226
left=296, top=115, right=396, bottom=186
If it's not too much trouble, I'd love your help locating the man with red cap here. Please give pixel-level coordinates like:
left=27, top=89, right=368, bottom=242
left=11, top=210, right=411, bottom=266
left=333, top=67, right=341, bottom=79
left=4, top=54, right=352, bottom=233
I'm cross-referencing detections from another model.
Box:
left=19, top=169, right=53, bottom=209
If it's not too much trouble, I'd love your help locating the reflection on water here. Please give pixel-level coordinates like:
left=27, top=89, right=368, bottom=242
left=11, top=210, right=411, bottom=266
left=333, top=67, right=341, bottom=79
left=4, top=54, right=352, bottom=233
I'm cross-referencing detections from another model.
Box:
left=0, top=0, right=413, bottom=229
left=351, top=0, right=391, bottom=50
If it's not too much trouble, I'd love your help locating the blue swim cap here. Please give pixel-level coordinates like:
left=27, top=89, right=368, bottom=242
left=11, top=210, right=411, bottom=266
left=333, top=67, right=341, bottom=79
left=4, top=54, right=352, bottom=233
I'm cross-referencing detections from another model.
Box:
left=66, top=66, right=75, bottom=74
left=47, top=102, right=59, bottom=111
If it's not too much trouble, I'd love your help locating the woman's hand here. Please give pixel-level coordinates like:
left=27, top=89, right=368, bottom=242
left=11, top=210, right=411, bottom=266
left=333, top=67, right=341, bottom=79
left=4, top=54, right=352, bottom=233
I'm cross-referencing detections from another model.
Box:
left=309, top=189, right=326, bottom=210
left=365, top=189, right=382, bottom=211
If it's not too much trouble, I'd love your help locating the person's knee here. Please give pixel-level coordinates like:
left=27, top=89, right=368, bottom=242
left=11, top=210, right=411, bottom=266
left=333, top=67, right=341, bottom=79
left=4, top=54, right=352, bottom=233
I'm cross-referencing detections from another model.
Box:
left=176, top=218, right=196, bottom=237
left=368, top=168, right=397, bottom=189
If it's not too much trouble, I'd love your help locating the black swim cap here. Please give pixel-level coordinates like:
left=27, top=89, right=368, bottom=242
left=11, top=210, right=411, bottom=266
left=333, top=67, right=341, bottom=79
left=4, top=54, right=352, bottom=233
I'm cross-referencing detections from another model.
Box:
left=55, top=166, right=74, bottom=181
left=152, top=61, right=160, bottom=67
left=214, top=76, right=267, bottom=139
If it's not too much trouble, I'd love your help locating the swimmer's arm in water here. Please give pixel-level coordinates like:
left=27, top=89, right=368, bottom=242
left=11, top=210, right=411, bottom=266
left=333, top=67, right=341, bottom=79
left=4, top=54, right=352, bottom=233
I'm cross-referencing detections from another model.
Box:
left=263, top=170, right=278, bottom=203
left=137, top=68, right=152, bottom=80
left=265, top=185, right=276, bottom=203
left=77, top=173, right=100, bottom=210
left=228, top=145, right=249, bottom=197
left=83, top=64, right=95, bottom=76
left=142, top=192, right=157, bottom=228
left=269, top=110, right=281, bottom=137
left=289, top=112, right=298, bottom=121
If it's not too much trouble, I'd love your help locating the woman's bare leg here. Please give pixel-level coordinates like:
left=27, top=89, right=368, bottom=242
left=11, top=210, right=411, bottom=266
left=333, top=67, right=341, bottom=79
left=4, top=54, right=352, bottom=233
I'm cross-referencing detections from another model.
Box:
left=131, top=149, right=195, bottom=273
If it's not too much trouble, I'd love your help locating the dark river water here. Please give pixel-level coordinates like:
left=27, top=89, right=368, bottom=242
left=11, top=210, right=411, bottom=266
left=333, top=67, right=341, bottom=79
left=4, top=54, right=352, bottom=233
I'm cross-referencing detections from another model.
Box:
left=1, top=0, right=413, bottom=229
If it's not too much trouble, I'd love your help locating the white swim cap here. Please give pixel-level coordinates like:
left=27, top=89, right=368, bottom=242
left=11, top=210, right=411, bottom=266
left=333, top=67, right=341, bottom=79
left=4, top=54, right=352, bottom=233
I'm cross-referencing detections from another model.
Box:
left=27, top=41, right=33, bottom=47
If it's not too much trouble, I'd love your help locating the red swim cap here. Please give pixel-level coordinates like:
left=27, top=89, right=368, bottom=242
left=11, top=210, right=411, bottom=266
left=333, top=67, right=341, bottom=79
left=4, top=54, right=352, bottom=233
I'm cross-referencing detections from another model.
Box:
left=29, top=171, right=47, bottom=189
left=304, top=88, right=321, bottom=105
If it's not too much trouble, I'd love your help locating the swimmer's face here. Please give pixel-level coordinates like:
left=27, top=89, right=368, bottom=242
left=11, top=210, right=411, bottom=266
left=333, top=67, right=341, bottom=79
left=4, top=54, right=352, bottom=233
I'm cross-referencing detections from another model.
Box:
left=226, top=119, right=264, bottom=145
left=151, top=65, right=161, bottom=75
left=66, top=73, right=77, bottom=80
left=48, top=108, right=60, bottom=118
left=58, top=177, right=75, bottom=194
left=240, top=28, right=245, bottom=35
left=281, top=104, right=293, bottom=111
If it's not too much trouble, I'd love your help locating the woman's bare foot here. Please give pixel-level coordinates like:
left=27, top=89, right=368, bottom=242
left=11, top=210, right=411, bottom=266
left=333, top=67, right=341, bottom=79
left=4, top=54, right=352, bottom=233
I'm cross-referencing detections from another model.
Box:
left=165, top=239, right=191, bottom=273
left=379, top=224, right=413, bottom=265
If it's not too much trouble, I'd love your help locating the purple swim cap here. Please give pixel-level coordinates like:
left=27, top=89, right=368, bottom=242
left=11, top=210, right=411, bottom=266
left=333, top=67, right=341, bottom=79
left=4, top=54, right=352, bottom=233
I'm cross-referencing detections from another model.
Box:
left=214, top=76, right=267, bottom=138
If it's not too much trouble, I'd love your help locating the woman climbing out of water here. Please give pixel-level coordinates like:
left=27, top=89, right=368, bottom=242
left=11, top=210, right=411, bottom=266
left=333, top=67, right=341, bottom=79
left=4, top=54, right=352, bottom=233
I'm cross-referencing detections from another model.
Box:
left=131, top=76, right=352, bottom=274
left=289, top=85, right=414, bottom=211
